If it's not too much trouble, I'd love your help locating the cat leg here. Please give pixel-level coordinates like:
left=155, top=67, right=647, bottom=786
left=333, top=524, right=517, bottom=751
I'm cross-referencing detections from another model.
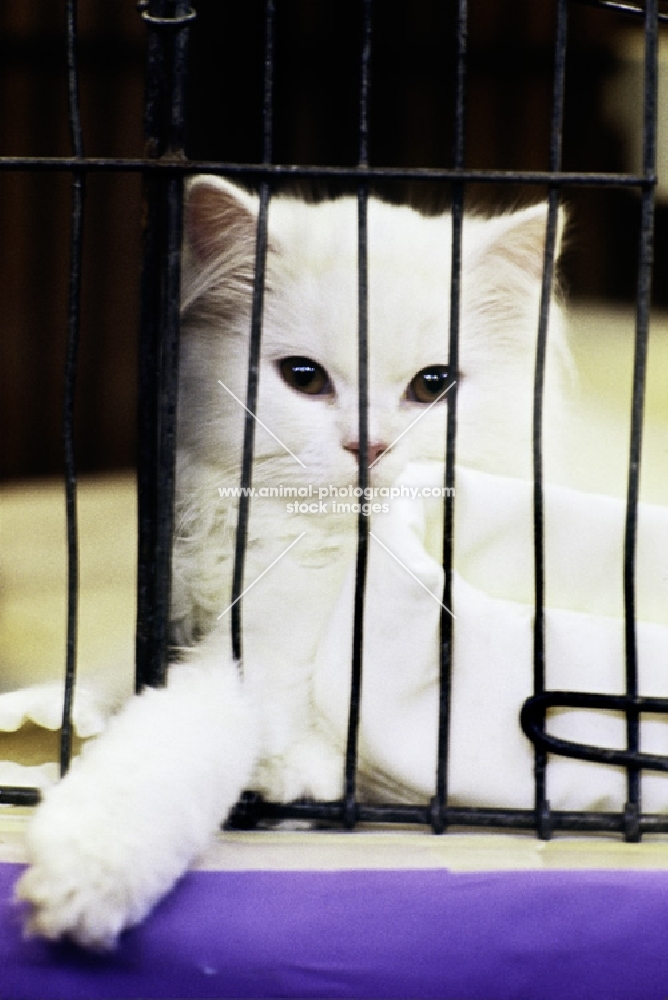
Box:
left=16, top=659, right=257, bottom=950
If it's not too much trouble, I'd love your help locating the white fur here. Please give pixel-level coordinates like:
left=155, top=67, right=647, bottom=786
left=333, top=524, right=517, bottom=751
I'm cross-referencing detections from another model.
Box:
left=17, top=178, right=570, bottom=948
left=18, top=658, right=256, bottom=948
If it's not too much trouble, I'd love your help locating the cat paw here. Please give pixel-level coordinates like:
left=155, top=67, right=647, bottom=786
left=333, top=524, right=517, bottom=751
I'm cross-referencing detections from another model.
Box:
left=0, top=683, right=109, bottom=737
left=17, top=822, right=132, bottom=949
left=16, top=855, right=129, bottom=951
left=271, top=735, right=344, bottom=803
left=15, top=771, right=159, bottom=949
left=15, top=790, right=154, bottom=949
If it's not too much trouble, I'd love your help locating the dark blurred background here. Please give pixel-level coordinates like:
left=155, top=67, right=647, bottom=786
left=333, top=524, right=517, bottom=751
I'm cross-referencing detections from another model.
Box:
left=0, top=0, right=664, bottom=479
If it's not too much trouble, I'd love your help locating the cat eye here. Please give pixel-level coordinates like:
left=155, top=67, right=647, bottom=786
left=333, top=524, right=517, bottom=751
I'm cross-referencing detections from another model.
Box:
left=278, top=356, right=333, bottom=397
left=406, top=365, right=452, bottom=404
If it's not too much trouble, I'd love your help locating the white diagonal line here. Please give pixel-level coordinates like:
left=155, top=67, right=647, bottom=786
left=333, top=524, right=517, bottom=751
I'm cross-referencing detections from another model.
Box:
left=217, top=532, right=307, bottom=620
left=218, top=380, right=307, bottom=468
left=369, top=379, right=456, bottom=469
left=370, top=531, right=456, bottom=619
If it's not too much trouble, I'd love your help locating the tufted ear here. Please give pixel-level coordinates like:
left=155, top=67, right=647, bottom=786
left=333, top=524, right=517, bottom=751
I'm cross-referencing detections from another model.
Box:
left=467, top=202, right=566, bottom=283
left=463, top=202, right=567, bottom=334
left=182, top=176, right=264, bottom=315
left=185, top=175, right=258, bottom=264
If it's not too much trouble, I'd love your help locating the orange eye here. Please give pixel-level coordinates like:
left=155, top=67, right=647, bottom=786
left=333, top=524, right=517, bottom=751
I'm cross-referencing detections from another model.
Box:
left=406, top=365, right=452, bottom=404
left=279, top=356, right=333, bottom=396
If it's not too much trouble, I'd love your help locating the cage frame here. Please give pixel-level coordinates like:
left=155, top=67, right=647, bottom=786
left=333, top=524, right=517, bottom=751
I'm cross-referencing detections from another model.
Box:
left=0, top=0, right=665, bottom=846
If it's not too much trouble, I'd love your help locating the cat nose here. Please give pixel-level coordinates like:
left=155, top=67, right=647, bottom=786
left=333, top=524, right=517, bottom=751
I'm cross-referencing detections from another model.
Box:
left=344, top=440, right=388, bottom=467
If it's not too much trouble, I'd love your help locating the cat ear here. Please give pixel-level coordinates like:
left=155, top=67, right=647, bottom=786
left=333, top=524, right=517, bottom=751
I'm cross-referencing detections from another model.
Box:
left=182, top=176, right=262, bottom=314
left=185, top=175, right=258, bottom=265
left=466, top=202, right=566, bottom=287
left=464, top=203, right=566, bottom=328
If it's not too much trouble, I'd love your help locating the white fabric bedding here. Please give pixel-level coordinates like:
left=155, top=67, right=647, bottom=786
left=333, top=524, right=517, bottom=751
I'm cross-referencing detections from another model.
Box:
left=314, top=463, right=668, bottom=813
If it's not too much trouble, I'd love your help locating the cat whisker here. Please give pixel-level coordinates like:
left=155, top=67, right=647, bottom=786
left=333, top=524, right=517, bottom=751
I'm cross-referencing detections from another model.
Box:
left=368, top=380, right=456, bottom=470
left=217, top=380, right=307, bottom=468
left=369, top=531, right=455, bottom=620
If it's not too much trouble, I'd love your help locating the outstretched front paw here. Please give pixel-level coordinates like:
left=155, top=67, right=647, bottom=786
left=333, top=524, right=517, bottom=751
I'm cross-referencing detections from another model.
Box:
left=17, top=857, right=128, bottom=951
left=16, top=789, right=153, bottom=950
left=15, top=661, right=258, bottom=948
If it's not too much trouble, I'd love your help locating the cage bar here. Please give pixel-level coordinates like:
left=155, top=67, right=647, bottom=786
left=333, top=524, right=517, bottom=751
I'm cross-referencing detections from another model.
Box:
left=431, top=0, right=467, bottom=837
left=135, top=0, right=195, bottom=689
left=529, top=0, right=569, bottom=841
left=0, top=157, right=659, bottom=189
left=341, top=0, right=373, bottom=831
left=230, top=0, right=275, bottom=667
left=622, top=0, right=659, bottom=842
left=221, top=0, right=668, bottom=837
left=2, top=0, right=666, bottom=841
left=572, top=0, right=668, bottom=22
left=59, top=0, right=86, bottom=776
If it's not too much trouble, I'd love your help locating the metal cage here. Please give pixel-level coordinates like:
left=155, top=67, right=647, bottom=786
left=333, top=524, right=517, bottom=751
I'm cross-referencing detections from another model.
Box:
left=0, top=0, right=666, bottom=845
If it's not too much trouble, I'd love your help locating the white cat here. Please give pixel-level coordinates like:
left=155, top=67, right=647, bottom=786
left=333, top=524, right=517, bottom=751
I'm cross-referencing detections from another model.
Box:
left=15, top=177, right=571, bottom=948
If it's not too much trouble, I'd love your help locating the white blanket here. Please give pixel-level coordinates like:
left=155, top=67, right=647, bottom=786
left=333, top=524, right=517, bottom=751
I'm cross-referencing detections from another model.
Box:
left=313, top=463, right=668, bottom=813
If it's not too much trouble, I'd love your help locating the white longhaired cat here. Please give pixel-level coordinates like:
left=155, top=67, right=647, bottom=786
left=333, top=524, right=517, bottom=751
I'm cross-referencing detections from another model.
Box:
left=16, top=177, right=570, bottom=948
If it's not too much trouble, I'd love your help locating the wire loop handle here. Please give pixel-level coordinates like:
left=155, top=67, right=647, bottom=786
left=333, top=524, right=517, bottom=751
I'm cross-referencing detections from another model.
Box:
left=522, top=691, right=668, bottom=773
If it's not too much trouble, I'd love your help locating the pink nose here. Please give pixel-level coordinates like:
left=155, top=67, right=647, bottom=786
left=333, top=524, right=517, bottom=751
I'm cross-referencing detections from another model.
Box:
left=344, top=441, right=388, bottom=467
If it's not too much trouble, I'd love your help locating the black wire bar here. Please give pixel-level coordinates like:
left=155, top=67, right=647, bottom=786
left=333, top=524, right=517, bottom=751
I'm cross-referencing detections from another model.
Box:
left=135, top=3, right=163, bottom=690
left=0, top=159, right=658, bottom=189
left=230, top=0, right=275, bottom=668
left=528, top=0, right=569, bottom=842
left=1, top=0, right=86, bottom=805
left=59, top=0, right=86, bottom=777
left=135, top=0, right=194, bottom=689
left=572, top=0, right=668, bottom=21
left=342, top=0, right=373, bottom=831
left=430, top=0, right=467, bottom=837
left=522, top=691, right=668, bottom=772
left=227, top=792, right=668, bottom=837
left=621, top=0, right=658, bottom=842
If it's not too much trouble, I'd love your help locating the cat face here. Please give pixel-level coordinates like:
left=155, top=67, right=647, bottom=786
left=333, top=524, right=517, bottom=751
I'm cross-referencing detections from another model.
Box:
left=180, top=177, right=569, bottom=489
